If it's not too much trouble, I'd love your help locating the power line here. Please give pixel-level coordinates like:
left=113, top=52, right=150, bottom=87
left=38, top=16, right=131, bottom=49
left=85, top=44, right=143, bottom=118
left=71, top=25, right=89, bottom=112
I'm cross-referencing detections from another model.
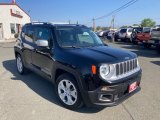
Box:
left=95, top=0, right=139, bottom=20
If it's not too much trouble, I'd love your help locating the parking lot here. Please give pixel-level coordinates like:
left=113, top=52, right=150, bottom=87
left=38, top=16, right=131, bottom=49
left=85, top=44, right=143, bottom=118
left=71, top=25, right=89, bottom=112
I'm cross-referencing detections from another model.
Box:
left=0, top=41, right=160, bottom=120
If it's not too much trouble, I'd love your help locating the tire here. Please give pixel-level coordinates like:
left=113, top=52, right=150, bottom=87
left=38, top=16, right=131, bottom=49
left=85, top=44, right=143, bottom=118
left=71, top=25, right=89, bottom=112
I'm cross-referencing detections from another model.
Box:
left=144, top=43, right=151, bottom=48
left=16, top=54, right=27, bottom=74
left=156, top=44, right=160, bottom=54
left=55, top=73, right=83, bottom=110
left=114, top=37, right=118, bottom=42
left=132, top=40, right=138, bottom=45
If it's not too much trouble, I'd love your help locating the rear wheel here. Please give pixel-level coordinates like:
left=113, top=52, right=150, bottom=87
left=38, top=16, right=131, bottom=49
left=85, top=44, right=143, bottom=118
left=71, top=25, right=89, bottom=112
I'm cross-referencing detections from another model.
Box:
left=16, top=54, right=28, bottom=74
left=55, top=74, right=83, bottom=109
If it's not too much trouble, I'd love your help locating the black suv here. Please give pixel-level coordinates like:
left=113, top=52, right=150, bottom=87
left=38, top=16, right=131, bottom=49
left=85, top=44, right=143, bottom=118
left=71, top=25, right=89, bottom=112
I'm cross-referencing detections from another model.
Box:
left=14, top=22, right=142, bottom=109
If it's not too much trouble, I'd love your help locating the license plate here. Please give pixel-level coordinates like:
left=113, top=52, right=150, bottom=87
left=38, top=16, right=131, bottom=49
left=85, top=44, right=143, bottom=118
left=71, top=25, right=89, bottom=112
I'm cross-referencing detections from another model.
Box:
left=129, top=82, right=137, bottom=93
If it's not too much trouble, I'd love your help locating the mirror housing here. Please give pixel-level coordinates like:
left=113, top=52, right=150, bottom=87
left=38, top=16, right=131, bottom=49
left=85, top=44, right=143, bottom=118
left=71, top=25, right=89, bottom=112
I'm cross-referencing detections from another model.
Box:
left=35, top=40, right=48, bottom=47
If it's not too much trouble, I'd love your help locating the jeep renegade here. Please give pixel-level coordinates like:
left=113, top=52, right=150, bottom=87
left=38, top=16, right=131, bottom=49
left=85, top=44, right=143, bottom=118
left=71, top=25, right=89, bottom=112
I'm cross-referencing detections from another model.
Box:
left=14, top=22, right=142, bottom=110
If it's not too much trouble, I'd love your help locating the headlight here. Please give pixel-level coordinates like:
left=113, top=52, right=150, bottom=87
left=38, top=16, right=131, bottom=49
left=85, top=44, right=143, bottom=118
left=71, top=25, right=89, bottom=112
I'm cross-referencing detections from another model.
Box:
left=99, top=64, right=110, bottom=80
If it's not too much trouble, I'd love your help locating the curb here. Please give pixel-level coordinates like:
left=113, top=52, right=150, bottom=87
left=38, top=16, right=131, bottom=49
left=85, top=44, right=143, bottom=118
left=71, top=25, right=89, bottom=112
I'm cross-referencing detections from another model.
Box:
left=0, top=40, right=16, bottom=43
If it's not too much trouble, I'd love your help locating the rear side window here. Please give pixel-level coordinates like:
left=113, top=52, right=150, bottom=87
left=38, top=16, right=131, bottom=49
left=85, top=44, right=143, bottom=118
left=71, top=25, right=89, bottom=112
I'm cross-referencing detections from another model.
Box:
left=25, top=26, right=35, bottom=42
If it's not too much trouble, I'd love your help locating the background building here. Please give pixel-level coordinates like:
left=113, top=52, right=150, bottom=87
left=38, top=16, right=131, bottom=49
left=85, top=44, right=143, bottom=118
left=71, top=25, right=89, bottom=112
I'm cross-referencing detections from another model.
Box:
left=0, top=0, right=30, bottom=41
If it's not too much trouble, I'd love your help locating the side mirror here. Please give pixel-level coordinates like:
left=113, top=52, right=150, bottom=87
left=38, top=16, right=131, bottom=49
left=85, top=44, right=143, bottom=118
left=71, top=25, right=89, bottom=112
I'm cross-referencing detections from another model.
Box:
left=35, top=40, right=48, bottom=47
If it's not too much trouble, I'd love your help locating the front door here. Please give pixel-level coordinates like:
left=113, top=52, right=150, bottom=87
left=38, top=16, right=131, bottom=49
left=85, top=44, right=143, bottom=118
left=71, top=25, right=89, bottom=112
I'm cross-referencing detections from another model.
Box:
left=0, top=24, right=3, bottom=40
left=32, top=26, right=54, bottom=78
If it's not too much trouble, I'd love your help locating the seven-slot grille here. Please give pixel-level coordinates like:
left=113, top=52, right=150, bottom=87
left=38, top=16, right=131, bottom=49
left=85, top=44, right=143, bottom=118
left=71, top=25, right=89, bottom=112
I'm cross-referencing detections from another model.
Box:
left=116, top=59, right=138, bottom=76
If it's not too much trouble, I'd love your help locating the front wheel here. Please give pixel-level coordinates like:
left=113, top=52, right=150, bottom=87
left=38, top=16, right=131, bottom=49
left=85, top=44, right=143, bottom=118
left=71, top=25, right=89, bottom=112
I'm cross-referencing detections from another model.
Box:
left=55, top=74, right=83, bottom=110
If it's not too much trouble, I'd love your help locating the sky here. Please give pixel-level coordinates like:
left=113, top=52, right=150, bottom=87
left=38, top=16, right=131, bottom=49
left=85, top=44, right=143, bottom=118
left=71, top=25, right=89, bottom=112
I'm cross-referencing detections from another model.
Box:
left=1, top=0, right=160, bottom=27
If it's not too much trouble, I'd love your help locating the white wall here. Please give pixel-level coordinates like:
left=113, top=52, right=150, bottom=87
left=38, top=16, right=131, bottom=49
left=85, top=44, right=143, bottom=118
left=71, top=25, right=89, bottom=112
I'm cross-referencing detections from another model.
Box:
left=0, top=4, right=30, bottom=40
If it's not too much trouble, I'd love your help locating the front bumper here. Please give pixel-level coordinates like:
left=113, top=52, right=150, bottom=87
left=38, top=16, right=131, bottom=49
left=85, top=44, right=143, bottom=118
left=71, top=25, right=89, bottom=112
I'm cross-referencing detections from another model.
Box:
left=85, top=70, right=142, bottom=107
left=143, top=39, right=160, bottom=45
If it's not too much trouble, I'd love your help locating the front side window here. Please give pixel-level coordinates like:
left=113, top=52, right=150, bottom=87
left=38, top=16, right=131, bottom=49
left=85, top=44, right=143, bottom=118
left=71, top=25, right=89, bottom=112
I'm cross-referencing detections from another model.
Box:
left=35, top=27, right=51, bottom=41
left=10, top=23, right=15, bottom=34
left=56, top=26, right=103, bottom=48
left=35, top=27, right=53, bottom=47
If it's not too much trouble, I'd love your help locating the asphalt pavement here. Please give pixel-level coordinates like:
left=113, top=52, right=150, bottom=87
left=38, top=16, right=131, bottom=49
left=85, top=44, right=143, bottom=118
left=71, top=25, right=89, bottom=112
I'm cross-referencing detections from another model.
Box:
left=0, top=41, right=160, bottom=120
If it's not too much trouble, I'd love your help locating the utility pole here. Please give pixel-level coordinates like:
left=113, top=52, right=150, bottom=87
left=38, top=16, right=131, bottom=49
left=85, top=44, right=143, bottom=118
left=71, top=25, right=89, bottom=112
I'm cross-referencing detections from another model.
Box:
left=111, top=15, right=115, bottom=42
left=112, top=15, right=115, bottom=31
left=93, top=18, right=96, bottom=31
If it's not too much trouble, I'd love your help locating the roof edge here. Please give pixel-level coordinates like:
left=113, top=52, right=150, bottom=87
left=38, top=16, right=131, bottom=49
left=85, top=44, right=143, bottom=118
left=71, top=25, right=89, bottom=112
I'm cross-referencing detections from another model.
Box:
left=0, top=3, right=30, bottom=19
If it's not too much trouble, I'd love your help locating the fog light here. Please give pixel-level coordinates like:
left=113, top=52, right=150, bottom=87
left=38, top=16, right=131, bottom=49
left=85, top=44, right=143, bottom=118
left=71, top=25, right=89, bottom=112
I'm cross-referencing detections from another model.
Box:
left=99, top=94, right=112, bottom=102
left=101, top=86, right=108, bottom=91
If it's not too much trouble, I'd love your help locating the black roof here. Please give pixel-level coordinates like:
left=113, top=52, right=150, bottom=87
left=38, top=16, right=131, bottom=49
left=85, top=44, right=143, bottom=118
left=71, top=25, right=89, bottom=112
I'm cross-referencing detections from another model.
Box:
left=25, top=22, right=86, bottom=28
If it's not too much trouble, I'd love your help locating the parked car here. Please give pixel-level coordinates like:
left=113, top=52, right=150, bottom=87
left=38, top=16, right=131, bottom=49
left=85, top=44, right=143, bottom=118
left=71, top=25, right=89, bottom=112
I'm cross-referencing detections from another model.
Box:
left=106, top=30, right=115, bottom=40
left=119, top=28, right=133, bottom=41
left=97, top=30, right=109, bottom=37
left=156, top=43, right=160, bottom=53
left=132, top=27, right=151, bottom=45
left=14, top=22, right=142, bottom=110
left=150, top=27, right=160, bottom=49
left=114, top=30, right=120, bottom=42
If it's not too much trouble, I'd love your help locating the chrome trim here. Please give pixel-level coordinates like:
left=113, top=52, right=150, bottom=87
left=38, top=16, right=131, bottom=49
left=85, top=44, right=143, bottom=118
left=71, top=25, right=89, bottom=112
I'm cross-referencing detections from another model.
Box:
left=100, top=58, right=140, bottom=82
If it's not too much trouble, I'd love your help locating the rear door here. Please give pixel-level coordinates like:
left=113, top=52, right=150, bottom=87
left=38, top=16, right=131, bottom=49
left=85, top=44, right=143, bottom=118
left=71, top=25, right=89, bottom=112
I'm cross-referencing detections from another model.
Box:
left=31, top=26, right=54, bottom=78
left=22, top=26, right=35, bottom=67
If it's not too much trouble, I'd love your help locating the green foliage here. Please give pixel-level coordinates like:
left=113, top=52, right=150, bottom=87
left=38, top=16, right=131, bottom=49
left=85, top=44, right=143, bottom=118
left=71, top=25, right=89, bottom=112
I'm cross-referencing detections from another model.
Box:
left=120, top=25, right=128, bottom=28
left=141, top=18, right=156, bottom=27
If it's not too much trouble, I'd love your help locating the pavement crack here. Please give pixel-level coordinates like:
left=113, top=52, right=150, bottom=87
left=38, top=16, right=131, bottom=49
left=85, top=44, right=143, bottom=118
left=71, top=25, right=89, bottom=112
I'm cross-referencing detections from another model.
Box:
left=122, top=103, right=135, bottom=120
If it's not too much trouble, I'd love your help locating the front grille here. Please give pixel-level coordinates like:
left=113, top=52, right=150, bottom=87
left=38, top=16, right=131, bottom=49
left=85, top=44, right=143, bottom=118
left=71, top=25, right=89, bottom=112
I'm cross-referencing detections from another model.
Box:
left=116, top=59, right=138, bottom=76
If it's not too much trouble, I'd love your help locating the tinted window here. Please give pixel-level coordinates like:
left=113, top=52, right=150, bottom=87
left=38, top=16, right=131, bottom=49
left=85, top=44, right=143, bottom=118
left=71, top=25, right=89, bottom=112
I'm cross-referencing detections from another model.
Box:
left=120, top=29, right=127, bottom=33
left=56, top=26, right=103, bottom=48
left=35, top=27, right=53, bottom=47
left=143, top=28, right=151, bottom=33
left=35, top=27, right=51, bottom=41
left=25, top=26, right=35, bottom=42
left=153, top=28, right=160, bottom=31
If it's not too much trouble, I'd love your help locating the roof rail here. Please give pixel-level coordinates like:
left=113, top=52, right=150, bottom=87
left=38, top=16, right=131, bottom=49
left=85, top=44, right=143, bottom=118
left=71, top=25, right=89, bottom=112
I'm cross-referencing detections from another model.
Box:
left=25, top=22, right=52, bottom=26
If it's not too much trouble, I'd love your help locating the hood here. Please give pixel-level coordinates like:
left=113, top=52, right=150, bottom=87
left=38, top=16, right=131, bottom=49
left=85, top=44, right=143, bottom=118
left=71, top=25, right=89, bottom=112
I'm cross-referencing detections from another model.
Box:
left=56, top=46, right=137, bottom=66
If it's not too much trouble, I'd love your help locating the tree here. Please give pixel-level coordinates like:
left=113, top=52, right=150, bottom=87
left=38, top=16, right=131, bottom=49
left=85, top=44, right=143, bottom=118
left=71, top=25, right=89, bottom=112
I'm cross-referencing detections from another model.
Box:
left=120, top=25, right=128, bottom=28
left=141, top=18, right=156, bottom=27
left=96, top=26, right=101, bottom=31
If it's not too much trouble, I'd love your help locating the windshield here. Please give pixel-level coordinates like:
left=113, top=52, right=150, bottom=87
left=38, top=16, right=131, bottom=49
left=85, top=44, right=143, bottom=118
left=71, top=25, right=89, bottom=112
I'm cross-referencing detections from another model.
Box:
left=55, top=26, right=104, bottom=48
